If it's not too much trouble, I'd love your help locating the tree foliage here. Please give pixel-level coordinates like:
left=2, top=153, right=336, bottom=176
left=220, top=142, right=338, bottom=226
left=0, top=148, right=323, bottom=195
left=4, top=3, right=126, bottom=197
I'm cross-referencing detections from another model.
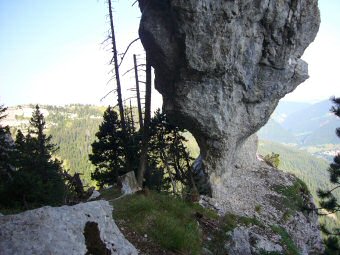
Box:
left=0, top=105, right=66, bottom=209
left=0, top=105, right=15, bottom=197
left=317, top=97, right=340, bottom=248
left=263, top=152, right=280, bottom=168
left=147, top=110, right=196, bottom=194
left=89, top=107, right=195, bottom=194
left=318, top=98, right=340, bottom=214
left=89, top=106, right=139, bottom=188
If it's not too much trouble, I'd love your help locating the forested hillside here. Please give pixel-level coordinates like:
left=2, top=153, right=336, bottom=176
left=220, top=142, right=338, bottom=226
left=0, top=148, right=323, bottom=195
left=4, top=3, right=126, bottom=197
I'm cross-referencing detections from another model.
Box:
left=258, top=140, right=335, bottom=199
left=5, top=104, right=105, bottom=186
left=46, top=105, right=106, bottom=185
left=4, top=104, right=339, bottom=232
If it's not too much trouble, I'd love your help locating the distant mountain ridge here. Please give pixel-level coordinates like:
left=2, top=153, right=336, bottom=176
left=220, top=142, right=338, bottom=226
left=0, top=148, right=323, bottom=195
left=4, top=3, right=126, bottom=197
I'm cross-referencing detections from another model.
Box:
left=271, top=101, right=311, bottom=124
left=259, top=99, right=339, bottom=146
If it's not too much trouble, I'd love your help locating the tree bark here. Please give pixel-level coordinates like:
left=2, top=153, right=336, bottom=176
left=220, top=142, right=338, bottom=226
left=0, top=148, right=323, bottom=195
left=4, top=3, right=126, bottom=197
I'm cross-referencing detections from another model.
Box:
left=137, top=55, right=152, bottom=187
left=134, top=54, right=143, bottom=129
left=107, top=0, right=131, bottom=172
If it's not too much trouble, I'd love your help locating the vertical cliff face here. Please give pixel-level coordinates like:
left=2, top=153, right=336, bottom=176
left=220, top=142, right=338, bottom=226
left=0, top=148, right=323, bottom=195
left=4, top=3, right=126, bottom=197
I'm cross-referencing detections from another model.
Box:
left=139, top=0, right=320, bottom=197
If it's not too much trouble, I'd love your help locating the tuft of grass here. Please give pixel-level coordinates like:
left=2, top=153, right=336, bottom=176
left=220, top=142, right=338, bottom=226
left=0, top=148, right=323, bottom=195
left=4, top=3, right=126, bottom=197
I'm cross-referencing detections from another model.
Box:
left=271, top=225, right=299, bottom=255
left=255, top=204, right=262, bottom=213
left=258, top=250, right=282, bottom=255
left=99, top=186, right=122, bottom=200
left=112, top=192, right=217, bottom=254
left=273, top=178, right=310, bottom=218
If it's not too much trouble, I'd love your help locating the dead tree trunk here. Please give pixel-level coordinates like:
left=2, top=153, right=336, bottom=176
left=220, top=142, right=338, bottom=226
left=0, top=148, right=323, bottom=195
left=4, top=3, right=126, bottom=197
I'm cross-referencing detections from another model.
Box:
left=129, top=100, right=135, bottom=132
left=134, top=54, right=144, bottom=129
left=107, top=0, right=131, bottom=172
left=137, top=55, right=152, bottom=187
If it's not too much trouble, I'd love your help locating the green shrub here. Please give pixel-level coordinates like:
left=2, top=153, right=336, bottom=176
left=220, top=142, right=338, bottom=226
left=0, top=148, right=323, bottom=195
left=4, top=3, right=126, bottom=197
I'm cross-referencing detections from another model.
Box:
left=264, top=153, right=280, bottom=168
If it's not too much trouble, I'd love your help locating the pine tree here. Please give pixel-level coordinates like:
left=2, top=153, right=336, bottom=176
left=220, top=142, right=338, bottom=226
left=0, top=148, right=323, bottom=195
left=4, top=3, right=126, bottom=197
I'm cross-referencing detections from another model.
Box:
left=0, top=105, right=15, bottom=193
left=147, top=110, right=196, bottom=194
left=2, top=105, right=66, bottom=209
left=89, top=107, right=127, bottom=187
left=317, top=97, right=340, bottom=247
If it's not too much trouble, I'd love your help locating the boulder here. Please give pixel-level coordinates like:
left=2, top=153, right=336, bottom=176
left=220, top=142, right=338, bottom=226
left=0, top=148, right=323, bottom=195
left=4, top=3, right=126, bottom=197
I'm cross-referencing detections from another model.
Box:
left=87, top=190, right=101, bottom=201
left=119, top=171, right=141, bottom=195
left=0, top=201, right=138, bottom=255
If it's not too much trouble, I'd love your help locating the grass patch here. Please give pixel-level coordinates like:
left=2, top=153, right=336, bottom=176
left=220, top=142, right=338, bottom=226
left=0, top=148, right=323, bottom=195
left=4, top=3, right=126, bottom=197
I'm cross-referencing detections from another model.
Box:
left=99, top=186, right=122, bottom=200
left=0, top=207, right=24, bottom=215
left=111, top=192, right=217, bottom=254
left=273, top=178, right=309, bottom=217
left=221, top=213, right=261, bottom=232
left=207, top=213, right=262, bottom=255
left=258, top=250, right=282, bottom=255
left=271, top=225, right=299, bottom=255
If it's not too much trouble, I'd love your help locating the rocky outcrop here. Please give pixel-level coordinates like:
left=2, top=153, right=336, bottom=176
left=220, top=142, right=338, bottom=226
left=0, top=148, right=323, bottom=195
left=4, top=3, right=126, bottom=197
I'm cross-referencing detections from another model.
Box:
left=0, top=201, right=138, bottom=255
left=138, top=0, right=321, bottom=253
left=199, top=135, right=323, bottom=254
left=138, top=0, right=320, bottom=197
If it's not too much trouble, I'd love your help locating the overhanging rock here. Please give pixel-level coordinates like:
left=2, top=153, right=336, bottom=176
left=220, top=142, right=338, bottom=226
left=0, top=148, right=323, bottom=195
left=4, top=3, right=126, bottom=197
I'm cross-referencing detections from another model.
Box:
left=138, top=0, right=320, bottom=197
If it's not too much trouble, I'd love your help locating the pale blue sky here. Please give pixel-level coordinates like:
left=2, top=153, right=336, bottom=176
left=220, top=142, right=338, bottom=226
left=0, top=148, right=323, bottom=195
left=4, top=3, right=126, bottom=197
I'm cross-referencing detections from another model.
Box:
left=0, top=0, right=339, bottom=107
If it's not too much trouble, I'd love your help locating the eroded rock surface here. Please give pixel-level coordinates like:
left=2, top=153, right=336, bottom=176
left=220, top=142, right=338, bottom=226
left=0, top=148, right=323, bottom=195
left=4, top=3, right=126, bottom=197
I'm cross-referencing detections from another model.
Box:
left=139, top=0, right=320, bottom=197
left=0, top=201, right=138, bottom=255
left=139, top=1, right=321, bottom=253
left=199, top=136, right=323, bottom=254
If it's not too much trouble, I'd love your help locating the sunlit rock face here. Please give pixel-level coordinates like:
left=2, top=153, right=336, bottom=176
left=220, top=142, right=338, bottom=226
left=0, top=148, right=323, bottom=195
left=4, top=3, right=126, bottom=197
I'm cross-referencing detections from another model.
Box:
left=138, top=0, right=320, bottom=197
left=0, top=201, right=138, bottom=255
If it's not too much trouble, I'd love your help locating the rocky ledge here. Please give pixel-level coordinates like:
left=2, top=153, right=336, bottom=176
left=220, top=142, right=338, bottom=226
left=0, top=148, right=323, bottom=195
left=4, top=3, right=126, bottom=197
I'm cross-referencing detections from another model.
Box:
left=0, top=201, right=138, bottom=255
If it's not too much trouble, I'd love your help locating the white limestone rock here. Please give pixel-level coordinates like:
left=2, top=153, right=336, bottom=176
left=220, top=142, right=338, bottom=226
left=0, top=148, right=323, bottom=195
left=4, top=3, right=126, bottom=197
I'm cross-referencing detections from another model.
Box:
left=138, top=0, right=322, bottom=253
left=87, top=190, right=101, bottom=201
left=139, top=0, right=320, bottom=198
left=119, top=171, right=141, bottom=195
left=0, top=201, right=138, bottom=255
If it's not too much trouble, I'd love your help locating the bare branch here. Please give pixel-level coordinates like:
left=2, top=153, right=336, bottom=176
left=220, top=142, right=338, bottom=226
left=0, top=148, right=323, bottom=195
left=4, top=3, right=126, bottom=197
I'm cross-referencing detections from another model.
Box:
left=118, top=38, right=140, bottom=67
left=100, top=89, right=117, bottom=102
left=101, top=36, right=111, bottom=45
left=122, top=64, right=145, bottom=76
left=106, top=76, right=117, bottom=86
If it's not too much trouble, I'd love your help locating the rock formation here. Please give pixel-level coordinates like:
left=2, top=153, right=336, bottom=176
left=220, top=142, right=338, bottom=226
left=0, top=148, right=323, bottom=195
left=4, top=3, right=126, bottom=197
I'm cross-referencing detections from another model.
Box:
left=0, top=201, right=138, bottom=255
left=200, top=136, right=324, bottom=254
left=138, top=0, right=322, bottom=253
left=138, top=0, right=320, bottom=197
